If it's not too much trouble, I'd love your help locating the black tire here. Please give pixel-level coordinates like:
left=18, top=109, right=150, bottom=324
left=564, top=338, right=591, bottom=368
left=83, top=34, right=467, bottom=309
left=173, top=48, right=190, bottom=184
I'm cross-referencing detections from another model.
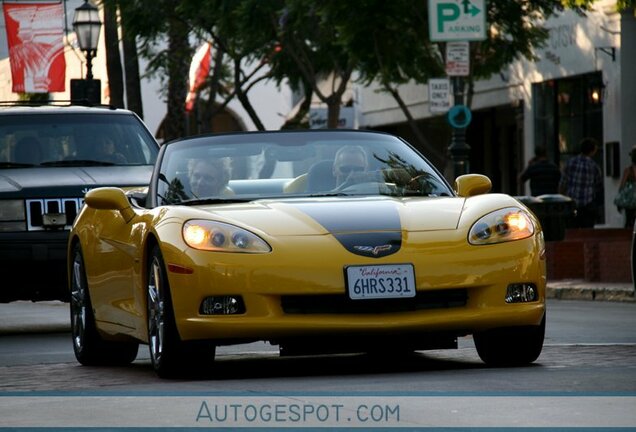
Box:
left=473, top=314, right=546, bottom=367
left=70, top=243, right=139, bottom=366
left=146, top=245, right=216, bottom=378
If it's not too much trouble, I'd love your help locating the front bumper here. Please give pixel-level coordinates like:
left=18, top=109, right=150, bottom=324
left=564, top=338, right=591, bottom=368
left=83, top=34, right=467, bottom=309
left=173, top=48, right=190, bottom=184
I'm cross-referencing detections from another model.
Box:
left=164, top=232, right=546, bottom=342
left=0, top=230, right=69, bottom=301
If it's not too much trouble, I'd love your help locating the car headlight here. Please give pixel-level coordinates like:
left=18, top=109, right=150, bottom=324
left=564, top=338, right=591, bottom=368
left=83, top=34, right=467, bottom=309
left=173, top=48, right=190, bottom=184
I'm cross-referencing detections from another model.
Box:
left=468, top=207, right=535, bottom=245
left=183, top=220, right=271, bottom=253
left=0, top=200, right=26, bottom=232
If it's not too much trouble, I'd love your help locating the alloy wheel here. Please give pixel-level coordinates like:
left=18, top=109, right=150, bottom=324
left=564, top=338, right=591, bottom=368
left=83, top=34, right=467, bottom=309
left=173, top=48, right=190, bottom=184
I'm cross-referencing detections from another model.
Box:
left=70, top=250, right=87, bottom=353
left=147, top=256, right=165, bottom=367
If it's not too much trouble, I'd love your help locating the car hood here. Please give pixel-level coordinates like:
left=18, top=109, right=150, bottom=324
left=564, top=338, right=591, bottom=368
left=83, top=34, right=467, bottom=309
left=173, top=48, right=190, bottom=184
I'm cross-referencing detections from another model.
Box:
left=0, top=166, right=153, bottom=196
left=199, top=196, right=466, bottom=236
left=195, top=196, right=473, bottom=258
left=192, top=194, right=526, bottom=258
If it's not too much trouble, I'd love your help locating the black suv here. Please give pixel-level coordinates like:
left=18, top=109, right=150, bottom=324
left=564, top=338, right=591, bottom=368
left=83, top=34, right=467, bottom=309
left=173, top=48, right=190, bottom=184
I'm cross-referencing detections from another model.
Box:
left=0, top=104, right=160, bottom=302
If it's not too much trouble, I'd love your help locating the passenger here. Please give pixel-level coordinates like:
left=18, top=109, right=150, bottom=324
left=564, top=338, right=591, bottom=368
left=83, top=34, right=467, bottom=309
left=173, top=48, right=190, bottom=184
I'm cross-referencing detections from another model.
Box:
left=97, top=136, right=126, bottom=164
left=332, top=145, right=369, bottom=187
left=14, top=136, right=42, bottom=164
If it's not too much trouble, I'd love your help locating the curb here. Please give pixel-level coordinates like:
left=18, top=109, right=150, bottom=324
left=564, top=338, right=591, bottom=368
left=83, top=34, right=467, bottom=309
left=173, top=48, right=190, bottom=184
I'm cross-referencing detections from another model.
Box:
left=547, top=279, right=635, bottom=303
left=0, top=301, right=70, bottom=336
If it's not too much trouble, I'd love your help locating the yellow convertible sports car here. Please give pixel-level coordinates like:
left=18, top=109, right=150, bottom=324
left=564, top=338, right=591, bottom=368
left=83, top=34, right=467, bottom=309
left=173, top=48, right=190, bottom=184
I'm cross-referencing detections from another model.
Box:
left=68, top=129, right=546, bottom=378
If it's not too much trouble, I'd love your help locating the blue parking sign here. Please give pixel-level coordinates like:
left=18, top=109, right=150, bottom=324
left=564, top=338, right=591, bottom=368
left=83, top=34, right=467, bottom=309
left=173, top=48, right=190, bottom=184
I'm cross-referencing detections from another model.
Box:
left=447, top=104, right=472, bottom=128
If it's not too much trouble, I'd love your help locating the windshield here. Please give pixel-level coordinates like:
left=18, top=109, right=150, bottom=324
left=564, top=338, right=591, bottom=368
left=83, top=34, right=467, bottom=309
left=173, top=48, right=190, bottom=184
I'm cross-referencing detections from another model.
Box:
left=0, top=112, right=159, bottom=167
left=155, top=130, right=451, bottom=205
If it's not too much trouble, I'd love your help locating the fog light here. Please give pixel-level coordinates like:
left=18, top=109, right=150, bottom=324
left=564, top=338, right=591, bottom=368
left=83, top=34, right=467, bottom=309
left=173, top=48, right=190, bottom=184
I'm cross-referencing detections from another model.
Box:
left=200, top=296, right=245, bottom=315
left=505, top=283, right=538, bottom=303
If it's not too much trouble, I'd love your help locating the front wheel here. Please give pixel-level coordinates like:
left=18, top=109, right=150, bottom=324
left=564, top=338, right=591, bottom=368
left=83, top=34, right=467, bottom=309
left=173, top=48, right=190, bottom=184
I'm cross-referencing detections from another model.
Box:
left=473, top=314, right=546, bottom=367
left=70, top=242, right=138, bottom=366
left=147, top=245, right=215, bottom=378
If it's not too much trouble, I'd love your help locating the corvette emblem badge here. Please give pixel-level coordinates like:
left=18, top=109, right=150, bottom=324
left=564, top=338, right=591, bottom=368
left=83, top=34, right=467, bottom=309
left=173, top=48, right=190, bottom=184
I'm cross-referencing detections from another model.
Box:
left=353, top=244, right=393, bottom=256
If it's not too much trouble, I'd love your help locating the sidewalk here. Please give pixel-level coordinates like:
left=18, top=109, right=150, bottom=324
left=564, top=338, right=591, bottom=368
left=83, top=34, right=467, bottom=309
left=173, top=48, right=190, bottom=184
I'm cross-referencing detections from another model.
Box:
left=0, top=300, right=69, bottom=336
left=0, top=280, right=633, bottom=336
left=546, top=279, right=635, bottom=302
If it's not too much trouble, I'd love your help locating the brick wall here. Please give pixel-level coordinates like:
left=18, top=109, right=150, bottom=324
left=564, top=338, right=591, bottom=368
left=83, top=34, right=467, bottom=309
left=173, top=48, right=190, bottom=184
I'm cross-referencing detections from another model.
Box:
left=545, top=228, right=632, bottom=282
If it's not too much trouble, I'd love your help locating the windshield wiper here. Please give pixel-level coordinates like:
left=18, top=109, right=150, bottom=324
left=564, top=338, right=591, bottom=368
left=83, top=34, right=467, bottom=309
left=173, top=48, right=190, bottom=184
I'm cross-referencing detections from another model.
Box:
left=181, top=197, right=255, bottom=205
left=307, top=192, right=351, bottom=197
left=0, top=161, right=36, bottom=168
left=40, top=159, right=115, bottom=167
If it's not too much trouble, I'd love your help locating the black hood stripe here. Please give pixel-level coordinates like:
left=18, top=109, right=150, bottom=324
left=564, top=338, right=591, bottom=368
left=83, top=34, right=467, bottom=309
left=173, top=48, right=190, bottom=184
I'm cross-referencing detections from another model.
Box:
left=289, top=200, right=402, bottom=258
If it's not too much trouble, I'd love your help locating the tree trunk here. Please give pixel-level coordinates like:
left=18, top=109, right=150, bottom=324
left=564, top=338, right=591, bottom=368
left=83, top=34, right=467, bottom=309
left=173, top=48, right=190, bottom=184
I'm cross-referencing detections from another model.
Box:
left=200, top=46, right=225, bottom=134
left=324, top=68, right=352, bottom=129
left=103, top=0, right=124, bottom=108
left=387, top=86, right=446, bottom=170
left=234, top=58, right=265, bottom=131
left=163, top=8, right=190, bottom=141
left=326, top=96, right=341, bottom=129
left=119, top=1, right=144, bottom=120
left=281, top=80, right=312, bottom=129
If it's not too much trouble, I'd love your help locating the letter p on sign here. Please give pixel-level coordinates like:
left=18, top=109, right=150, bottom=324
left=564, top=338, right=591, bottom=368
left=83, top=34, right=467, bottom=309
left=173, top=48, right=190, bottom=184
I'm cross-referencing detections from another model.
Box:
left=437, top=3, right=460, bottom=32
left=429, top=0, right=487, bottom=42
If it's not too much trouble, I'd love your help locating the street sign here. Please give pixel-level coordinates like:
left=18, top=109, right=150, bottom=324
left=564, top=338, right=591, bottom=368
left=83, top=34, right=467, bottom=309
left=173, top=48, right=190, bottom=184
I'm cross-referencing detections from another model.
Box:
left=428, top=78, right=451, bottom=113
left=429, top=0, right=487, bottom=42
left=445, top=41, right=470, bottom=76
left=447, top=104, right=472, bottom=128
left=308, top=107, right=354, bottom=129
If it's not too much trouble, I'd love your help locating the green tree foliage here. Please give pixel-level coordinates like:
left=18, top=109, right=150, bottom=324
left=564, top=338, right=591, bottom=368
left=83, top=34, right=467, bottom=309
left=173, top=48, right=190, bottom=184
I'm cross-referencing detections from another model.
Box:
left=273, top=1, right=356, bottom=128
left=118, top=0, right=190, bottom=141
left=314, top=0, right=597, bottom=166
left=179, top=0, right=276, bottom=131
left=113, top=0, right=612, bottom=140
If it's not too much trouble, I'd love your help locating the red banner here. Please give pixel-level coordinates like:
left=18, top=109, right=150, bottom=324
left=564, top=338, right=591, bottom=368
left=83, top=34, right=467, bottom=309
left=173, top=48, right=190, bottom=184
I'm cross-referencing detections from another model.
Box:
left=2, top=2, right=66, bottom=93
left=185, top=42, right=212, bottom=112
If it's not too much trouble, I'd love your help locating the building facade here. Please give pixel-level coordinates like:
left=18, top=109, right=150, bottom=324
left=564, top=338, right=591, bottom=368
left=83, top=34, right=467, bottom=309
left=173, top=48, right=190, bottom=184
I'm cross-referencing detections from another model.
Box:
left=356, top=1, right=635, bottom=228
left=2, top=1, right=634, bottom=227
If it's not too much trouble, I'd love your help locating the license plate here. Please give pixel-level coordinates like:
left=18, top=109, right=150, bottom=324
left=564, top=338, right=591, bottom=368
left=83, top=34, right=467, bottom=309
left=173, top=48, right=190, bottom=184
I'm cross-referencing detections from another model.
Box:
left=345, top=264, right=416, bottom=300
left=42, top=213, right=67, bottom=228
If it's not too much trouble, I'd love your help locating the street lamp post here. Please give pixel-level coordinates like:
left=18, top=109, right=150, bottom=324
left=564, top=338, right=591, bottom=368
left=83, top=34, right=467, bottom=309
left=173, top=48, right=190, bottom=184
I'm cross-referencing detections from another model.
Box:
left=71, top=0, right=102, bottom=104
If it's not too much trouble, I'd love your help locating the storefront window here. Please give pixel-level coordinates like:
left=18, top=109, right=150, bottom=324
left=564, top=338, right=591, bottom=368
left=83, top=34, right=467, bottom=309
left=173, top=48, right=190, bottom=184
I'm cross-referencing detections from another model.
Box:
left=533, top=72, right=605, bottom=223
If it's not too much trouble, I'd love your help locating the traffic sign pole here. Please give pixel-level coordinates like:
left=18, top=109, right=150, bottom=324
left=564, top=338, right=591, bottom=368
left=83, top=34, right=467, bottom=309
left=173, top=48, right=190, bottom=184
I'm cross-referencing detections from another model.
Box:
left=448, top=77, right=471, bottom=178
left=428, top=0, right=486, bottom=179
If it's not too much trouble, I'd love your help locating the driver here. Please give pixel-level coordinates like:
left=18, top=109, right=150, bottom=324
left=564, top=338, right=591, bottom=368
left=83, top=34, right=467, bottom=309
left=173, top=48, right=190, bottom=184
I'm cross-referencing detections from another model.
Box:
left=332, top=145, right=369, bottom=187
left=188, top=158, right=232, bottom=198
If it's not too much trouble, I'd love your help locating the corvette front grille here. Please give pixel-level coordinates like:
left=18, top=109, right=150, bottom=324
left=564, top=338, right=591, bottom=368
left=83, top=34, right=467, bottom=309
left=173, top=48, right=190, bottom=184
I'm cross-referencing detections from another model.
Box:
left=26, top=198, right=84, bottom=231
left=281, top=289, right=467, bottom=314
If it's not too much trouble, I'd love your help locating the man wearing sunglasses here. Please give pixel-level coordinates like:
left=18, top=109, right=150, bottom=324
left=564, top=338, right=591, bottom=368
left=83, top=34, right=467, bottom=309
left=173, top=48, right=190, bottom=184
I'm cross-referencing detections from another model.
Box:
left=188, top=158, right=232, bottom=198
left=332, top=145, right=369, bottom=187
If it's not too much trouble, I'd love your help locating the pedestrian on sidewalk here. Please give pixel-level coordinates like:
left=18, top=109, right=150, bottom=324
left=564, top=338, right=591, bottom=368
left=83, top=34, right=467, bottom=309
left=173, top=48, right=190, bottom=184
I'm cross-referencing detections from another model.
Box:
left=519, top=145, right=561, bottom=196
left=615, top=146, right=636, bottom=228
left=559, top=137, right=603, bottom=228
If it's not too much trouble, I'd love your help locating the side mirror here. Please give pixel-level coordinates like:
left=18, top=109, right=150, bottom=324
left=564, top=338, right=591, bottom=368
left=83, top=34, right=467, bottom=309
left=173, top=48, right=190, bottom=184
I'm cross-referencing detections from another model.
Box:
left=454, top=174, right=492, bottom=197
left=84, top=187, right=135, bottom=222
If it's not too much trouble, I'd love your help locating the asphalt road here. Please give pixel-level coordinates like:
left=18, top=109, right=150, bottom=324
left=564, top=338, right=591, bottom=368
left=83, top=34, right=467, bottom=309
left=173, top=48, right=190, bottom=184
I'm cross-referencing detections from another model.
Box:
left=2, top=298, right=636, bottom=368
left=1, top=298, right=635, bottom=428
